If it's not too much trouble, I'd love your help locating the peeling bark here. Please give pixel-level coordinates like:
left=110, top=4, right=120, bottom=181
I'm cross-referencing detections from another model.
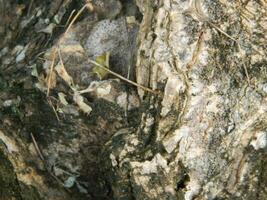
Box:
left=103, top=0, right=267, bottom=199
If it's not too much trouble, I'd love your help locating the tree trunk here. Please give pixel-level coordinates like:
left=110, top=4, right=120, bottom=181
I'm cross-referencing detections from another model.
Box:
left=0, top=0, right=266, bottom=200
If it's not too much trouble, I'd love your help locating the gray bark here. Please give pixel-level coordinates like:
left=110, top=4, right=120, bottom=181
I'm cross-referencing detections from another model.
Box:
left=103, top=0, right=267, bottom=199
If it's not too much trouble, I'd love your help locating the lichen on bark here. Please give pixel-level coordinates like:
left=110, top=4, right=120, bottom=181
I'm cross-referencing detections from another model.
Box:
left=102, top=0, right=267, bottom=199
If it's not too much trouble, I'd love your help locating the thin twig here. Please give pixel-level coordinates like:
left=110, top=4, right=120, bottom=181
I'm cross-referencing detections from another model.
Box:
left=209, top=23, right=253, bottom=85
left=46, top=50, right=56, bottom=97
left=237, top=44, right=251, bottom=85
left=209, top=22, right=238, bottom=43
left=210, top=21, right=264, bottom=56
left=125, top=18, right=131, bottom=118
left=125, top=64, right=131, bottom=118
left=27, top=0, right=34, bottom=17
left=65, top=4, right=88, bottom=36
left=57, top=47, right=75, bottom=90
left=34, top=50, right=46, bottom=61
left=46, top=3, right=90, bottom=93
left=57, top=47, right=64, bottom=65
left=187, top=30, right=205, bottom=68
left=88, top=59, right=161, bottom=95
left=31, top=133, right=64, bottom=185
left=65, top=9, right=76, bottom=27
left=47, top=97, right=60, bottom=121
left=242, top=60, right=250, bottom=85
left=30, top=133, right=45, bottom=161
left=45, top=2, right=89, bottom=114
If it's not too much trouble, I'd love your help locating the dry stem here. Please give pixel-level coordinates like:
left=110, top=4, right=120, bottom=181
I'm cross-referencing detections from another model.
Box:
left=88, top=59, right=161, bottom=95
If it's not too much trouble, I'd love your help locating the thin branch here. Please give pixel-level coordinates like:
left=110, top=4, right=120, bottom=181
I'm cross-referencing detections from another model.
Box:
left=46, top=50, right=56, bottom=97
left=187, top=30, right=205, bottom=68
left=65, top=9, right=76, bottom=27
left=242, top=60, right=251, bottom=85
left=209, top=22, right=238, bottom=43
left=27, top=0, right=34, bottom=17
left=88, top=59, right=161, bottom=95
left=30, top=133, right=45, bottom=161
left=31, top=132, right=65, bottom=186
left=125, top=64, right=131, bottom=118
left=64, top=4, right=88, bottom=36
left=47, top=97, right=60, bottom=121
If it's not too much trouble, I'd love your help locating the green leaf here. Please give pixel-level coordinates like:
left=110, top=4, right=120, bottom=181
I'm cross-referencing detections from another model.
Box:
left=92, top=52, right=110, bottom=80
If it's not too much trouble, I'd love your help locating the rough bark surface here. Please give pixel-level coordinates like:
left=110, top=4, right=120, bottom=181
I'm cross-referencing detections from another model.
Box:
left=103, top=0, right=267, bottom=199
left=0, top=0, right=267, bottom=200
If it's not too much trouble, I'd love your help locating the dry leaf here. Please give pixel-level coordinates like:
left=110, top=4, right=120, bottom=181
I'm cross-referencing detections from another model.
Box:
left=59, top=44, right=85, bottom=55
left=58, top=92, right=69, bottom=106
left=45, top=71, right=57, bottom=89
left=55, top=62, right=74, bottom=87
left=73, top=92, right=92, bottom=114
left=78, top=81, right=99, bottom=94
left=39, top=23, right=56, bottom=34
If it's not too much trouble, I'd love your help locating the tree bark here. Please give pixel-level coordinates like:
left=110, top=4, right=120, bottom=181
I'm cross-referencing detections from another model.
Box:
left=103, top=0, right=267, bottom=199
left=0, top=0, right=267, bottom=200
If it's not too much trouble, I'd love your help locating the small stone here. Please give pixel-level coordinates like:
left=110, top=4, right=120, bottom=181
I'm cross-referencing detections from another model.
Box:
left=44, top=18, right=50, bottom=24
left=16, top=47, right=27, bottom=63
left=250, top=131, right=267, bottom=150
left=64, top=176, right=76, bottom=188
left=0, top=47, right=8, bottom=57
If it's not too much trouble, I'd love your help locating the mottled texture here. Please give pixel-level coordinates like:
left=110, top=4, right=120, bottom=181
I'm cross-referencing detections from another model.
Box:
left=103, top=0, right=267, bottom=199
left=1, top=0, right=267, bottom=199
